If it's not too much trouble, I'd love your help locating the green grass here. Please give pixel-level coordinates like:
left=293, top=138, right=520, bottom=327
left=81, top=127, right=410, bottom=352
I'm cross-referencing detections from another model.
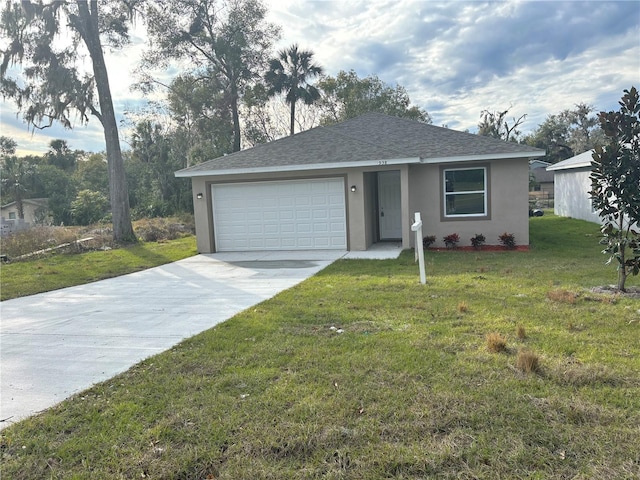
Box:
left=0, top=236, right=198, bottom=300
left=1, top=215, right=639, bottom=479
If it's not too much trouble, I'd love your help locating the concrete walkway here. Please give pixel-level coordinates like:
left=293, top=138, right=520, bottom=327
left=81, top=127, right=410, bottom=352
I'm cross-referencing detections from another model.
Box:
left=0, top=246, right=402, bottom=429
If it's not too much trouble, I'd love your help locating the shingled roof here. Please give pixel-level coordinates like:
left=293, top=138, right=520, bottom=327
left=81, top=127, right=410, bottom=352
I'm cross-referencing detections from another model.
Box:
left=176, top=112, right=544, bottom=177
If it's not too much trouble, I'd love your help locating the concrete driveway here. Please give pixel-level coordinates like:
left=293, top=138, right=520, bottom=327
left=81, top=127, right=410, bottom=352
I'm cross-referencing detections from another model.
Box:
left=0, top=251, right=351, bottom=429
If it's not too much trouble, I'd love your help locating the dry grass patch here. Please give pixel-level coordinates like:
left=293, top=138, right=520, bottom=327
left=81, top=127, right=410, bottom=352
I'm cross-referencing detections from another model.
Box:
left=486, top=332, right=507, bottom=353
left=457, top=301, right=469, bottom=313
left=516, top=349, right=540, bottom=374
left=550, top=361, right=632, bottom=388
left=133, top=217, right=195, bottom=242
left=516, top=325, right=527, bottom=339
left=547, top=289, right=578, bottom=304
left=0, top=225, right=112, bottom=259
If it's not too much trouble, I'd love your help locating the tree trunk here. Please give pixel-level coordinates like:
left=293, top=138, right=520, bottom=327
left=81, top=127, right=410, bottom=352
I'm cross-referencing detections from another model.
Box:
left=290, top=101, right=296, bottom=136
left=76, top=1, right=134, bottom=242
left=16, top=193, right=24, bottom=220
left=230, top=85, right=241, bottom=152
left=617, top=214, right=627, bottom=292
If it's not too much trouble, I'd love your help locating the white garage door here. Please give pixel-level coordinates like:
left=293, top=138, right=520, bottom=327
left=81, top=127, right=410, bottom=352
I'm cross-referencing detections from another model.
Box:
left=212, top=178, right=347, bottom=251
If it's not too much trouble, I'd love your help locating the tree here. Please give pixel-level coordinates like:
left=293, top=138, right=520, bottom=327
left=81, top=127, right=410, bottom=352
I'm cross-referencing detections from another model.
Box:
left=589, top=87, right=640, bottom=292
left=45, top=139, right=79, bottom=172
left=37, top=164, right=78, bottom=225
left=523, top=114, right=573, bottom=163
left=0, top=135, right=17, bottom=156
left=127, top=120, right=193, bottom=217
left=166, top=73, right=234, bottom=164
left=142, top=0, right=280, bottom=152
left=71, top=189, right=109, bottom=225
left=265, top=44, right=323, bottom=136
left=0, top=155, right=35, bottom=219
left=564, top=103, right=605, bottom=154
left=317, top=70, right=431, bottom=125
left=524, top=103, right=605, bottom=163
left=74, top=152, right=109, bottom=195
left=0, top=0, right=136, bottom=241
left=241, top=82, right=323, bottom=147
left=477, top=107, right=526, bottom=142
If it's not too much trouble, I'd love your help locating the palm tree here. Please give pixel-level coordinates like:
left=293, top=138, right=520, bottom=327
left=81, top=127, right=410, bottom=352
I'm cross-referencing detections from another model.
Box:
left=265, top=44, right=323, bottom=136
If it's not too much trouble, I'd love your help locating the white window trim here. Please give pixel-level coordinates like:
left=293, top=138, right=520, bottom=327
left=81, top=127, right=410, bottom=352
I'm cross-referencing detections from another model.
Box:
left=443, top=166, right=488, bottom=218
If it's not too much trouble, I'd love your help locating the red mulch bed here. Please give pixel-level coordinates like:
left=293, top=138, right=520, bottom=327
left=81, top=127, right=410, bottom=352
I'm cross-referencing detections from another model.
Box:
left=428, top=245, right=530, bottom=252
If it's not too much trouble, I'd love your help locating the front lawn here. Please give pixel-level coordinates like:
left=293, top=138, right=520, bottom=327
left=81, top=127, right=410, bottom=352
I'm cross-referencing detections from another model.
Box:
left=1, top=214, right=639, bottom=479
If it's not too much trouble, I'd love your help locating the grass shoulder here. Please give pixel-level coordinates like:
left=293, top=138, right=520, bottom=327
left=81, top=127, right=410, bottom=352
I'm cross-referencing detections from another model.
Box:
left=0, top=223, right=198, bottom=301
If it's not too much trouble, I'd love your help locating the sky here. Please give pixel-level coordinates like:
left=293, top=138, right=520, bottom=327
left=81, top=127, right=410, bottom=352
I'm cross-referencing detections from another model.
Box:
left=1, top=0, right=639, bottom=157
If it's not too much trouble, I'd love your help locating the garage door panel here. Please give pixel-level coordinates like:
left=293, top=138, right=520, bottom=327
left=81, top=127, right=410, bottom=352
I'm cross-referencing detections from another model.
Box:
left=329, top=195, right=344, bottom=205
left=297, top=223, right=312, bottom=233
left=212, top=179, right=347, bottom=251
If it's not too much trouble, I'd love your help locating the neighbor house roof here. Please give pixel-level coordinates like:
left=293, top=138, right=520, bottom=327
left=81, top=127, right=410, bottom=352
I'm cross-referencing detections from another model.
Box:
left=531, top=168, right=554, bottom=184
left=176, top=112, right=545, bottom=177
left=529, top=159, right=551, bottom=169
left=1, top=198, right=49, bottom=210
left=546, top=150, right=594, bottom=171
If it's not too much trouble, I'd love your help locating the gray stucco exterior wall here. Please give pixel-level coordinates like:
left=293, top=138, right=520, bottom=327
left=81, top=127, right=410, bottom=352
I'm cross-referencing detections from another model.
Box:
left=189, top=157, right=530, bottom=254
left=408, top=158, right=530, bottom=248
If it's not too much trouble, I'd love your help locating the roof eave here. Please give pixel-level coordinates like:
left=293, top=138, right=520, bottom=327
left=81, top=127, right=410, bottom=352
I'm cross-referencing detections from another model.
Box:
left=546, top=161, right=592, bottom=171
left=421, top=150, right=545, bottom=164
left=175, top=157, right=422, bottom=178
left=175, top=150, right=545, bottom=178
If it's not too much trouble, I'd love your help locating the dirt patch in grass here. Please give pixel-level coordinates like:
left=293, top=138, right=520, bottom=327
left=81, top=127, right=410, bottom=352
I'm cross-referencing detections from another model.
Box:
left=589, top=285, right=640, bottom=299
left=547, top=289, right=578, bottom=304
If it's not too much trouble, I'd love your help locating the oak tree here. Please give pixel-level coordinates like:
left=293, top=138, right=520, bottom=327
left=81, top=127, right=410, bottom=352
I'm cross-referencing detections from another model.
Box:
left=0, top=0, right=137, bottom=241
left=317, top=70, right=431, bottom=126
left=142, top=0, right=280, bottom=152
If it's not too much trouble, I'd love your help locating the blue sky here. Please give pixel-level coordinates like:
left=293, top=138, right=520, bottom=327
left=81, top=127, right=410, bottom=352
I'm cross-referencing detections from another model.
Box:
left=1, top=0, right=639, bottom=156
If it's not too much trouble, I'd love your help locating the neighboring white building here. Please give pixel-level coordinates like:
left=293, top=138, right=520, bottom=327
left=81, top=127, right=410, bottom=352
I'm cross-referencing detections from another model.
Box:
left=0, top=198, right=51, bottom=235
left=547, top=151, right=601, bottom=224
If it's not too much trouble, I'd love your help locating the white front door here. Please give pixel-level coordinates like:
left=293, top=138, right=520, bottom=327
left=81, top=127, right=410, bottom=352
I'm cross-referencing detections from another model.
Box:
left=378, top=170, right=402, bottom=240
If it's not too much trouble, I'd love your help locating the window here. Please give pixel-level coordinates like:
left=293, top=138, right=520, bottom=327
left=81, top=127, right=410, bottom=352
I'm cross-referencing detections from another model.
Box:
left=8, top=212, right=16, bottom=220
left=443, top=167, right=488, bottom=218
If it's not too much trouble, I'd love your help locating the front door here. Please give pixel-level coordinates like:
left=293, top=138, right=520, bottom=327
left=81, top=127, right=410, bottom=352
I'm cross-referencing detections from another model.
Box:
left=378, top=170, right=402, bottom=240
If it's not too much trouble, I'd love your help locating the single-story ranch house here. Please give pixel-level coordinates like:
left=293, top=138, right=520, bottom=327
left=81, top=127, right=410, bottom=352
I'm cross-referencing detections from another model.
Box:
left=175, top=113, right=545, bottom=253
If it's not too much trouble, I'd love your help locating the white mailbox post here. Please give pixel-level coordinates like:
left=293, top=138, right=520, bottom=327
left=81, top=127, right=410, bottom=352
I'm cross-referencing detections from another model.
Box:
left=411, top=212, right=426, bottom=284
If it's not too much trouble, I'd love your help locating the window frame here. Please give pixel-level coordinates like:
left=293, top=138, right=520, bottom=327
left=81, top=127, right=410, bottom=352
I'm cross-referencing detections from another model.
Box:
left=441, top=165, right=490, bottom=220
